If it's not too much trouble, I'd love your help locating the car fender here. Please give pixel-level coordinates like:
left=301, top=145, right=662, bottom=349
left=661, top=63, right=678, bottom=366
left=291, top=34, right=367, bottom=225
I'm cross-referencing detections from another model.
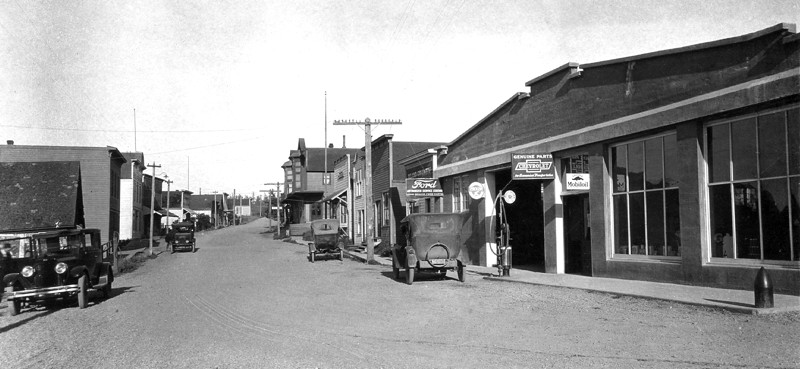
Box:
left=70, top=265, right=89, bottom=279
left=403, top=245, right=417, bottom=268
left=3, top=273, right=20, bottom=287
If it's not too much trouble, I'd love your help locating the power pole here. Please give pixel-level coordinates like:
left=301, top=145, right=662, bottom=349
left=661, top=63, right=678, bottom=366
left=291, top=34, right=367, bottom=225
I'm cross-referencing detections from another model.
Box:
left=264, top=182, right=283, bottom=236
left=333, top=118, right=401, bottom=262
left=147, top=162, right=161, bottom=256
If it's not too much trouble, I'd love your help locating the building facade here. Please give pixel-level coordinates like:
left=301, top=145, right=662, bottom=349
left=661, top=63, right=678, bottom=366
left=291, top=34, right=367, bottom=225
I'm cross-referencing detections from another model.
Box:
left=435, top=23, right=799, bottom=293
left=121, top=152, right=146, bottom=240
left=0, top=143, right=126, bottom=243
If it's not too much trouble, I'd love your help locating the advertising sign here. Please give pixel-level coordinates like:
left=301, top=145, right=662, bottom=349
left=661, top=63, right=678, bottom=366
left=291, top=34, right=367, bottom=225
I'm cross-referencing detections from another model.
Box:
left=468, top=182, right=485, bottom=200
left=565, top=173, right=590, bottom=190
left=511, top=153, right=555, bottom=180
left=405, top=178, right=443, bottom=198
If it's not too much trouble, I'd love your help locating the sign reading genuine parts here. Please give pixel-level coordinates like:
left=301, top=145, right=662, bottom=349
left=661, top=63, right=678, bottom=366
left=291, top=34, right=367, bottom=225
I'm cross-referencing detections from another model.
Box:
left=511, top=153, right=555, bottom=180
left=405, top=178, right=444, bottom=198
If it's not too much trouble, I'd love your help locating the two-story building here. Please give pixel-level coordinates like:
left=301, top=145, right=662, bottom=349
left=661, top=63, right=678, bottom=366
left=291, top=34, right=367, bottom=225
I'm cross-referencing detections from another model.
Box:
left=0, top=142, right=127, bottom=243
left=370, top=134, right=446, bottom=247
left=434, top=23, right=799, bottom=294
left=121, top=152, right=146, bottom=241
left=283, top=138, right=360, bottom=235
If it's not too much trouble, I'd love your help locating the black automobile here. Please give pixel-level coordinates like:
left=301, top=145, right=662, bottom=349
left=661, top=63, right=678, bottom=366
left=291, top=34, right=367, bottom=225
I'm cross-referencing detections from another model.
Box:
left=169, top=221, right=196, bottom=253
left=392, top=213, right=468, bottom=285
left=307, top=219, right=346, bottom=262
left=2, top=228, right=113, bottom=316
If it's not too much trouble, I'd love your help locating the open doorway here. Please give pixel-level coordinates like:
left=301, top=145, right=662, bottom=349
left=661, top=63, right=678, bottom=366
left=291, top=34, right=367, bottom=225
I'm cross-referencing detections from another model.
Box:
left=494, top=170, right=545, bottom=272
left=564, top=193, right=591, bottom=275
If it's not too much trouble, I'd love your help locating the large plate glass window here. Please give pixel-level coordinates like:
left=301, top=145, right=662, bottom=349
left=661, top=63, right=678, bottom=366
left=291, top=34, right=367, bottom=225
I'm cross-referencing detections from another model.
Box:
left=706, top=107, right=799, bottom=262
left=611, top=132, right=680, bottom=257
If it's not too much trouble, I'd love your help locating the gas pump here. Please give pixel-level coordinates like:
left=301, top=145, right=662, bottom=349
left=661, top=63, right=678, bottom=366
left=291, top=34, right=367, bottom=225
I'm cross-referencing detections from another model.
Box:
left=492, top=189, right=515, bottom=276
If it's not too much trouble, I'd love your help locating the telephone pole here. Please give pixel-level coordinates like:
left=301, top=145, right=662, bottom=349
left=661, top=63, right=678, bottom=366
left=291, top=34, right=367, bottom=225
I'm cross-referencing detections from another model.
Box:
left=333, top=118, right=401, bottom=262
left=264, top=182, right=283, bottom=237
left=147, top=162, right=161, bottom=256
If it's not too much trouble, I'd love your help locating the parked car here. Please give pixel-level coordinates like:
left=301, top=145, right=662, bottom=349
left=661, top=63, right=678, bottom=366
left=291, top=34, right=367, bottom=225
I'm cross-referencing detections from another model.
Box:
left=392, top=213, right=467, bottom=285
left=2, top=228, right=113, bottom=316
left=307, top=219, right=346, bottom=262
left=169, top=221, right=196, bottom=253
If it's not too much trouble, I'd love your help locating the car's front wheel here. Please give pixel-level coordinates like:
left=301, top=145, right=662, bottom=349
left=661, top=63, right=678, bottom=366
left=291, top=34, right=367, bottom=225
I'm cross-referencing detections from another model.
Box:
left=5, top=286, right=20, bottom=316
left=77, top=275, right=89, bottom=309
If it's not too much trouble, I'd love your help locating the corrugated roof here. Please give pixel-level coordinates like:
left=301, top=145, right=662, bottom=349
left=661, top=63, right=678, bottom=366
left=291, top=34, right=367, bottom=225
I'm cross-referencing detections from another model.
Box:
left=0, top=161, right=82, bottom=232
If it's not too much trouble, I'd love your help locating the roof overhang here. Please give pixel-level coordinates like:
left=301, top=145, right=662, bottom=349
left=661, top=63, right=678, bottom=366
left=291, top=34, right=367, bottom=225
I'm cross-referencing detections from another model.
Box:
left=319, top=188, right=347, bottom=203
left=284, top=190, right=324, bottom=203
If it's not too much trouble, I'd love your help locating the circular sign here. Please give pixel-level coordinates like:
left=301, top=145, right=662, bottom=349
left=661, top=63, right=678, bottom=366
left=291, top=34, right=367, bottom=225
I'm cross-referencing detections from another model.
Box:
left=468, top=182, right=484, bottom=200
left=503, top=190, right=517, bottom=204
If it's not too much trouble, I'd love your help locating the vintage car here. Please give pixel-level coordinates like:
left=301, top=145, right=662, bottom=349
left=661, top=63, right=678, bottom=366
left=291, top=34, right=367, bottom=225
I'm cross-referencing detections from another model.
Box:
left=393, top=213, right=467, bottom=285
left=170, top=221, right=196, bottom=253
left=2, top=228, right=113, bottom=316
left=307, top=219, right=346, bottom=262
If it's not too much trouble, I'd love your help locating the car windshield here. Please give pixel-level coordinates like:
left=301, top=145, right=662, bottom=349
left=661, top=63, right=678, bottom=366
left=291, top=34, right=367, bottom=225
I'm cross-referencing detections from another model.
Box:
left=0, top=237, right=30, bottom=259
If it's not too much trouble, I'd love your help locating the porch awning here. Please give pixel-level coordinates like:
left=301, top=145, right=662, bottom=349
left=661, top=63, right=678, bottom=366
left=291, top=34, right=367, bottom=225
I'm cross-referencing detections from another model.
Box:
left=319, top=188, right=347, bottom=203
left=284, top=190, right=324, bottom=203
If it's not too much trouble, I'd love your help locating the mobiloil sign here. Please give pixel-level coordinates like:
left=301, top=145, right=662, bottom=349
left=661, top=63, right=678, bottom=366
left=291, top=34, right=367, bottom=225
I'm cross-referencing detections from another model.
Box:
left=511, top=153, right=554, bottom=180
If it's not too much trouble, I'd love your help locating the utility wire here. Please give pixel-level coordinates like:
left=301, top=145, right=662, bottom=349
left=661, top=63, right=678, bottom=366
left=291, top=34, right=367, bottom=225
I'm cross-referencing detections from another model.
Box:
left=0, top=124, right=264, bottom=133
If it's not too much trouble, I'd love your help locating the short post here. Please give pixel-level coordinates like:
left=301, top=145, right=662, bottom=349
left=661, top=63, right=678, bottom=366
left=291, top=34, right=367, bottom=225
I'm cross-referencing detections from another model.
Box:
left=754, top=266, right=774, bottom=308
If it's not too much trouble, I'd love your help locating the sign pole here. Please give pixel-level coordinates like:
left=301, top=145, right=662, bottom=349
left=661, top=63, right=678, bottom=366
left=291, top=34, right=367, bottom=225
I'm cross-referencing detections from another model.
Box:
left=334, top=118, right=402, bottom=262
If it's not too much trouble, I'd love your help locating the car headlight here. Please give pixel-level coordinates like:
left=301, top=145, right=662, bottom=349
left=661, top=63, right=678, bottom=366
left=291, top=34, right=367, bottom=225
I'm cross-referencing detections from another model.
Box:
left=21, top=266, right=35, bottom=278
left=55, top=262, right=68, bottom=274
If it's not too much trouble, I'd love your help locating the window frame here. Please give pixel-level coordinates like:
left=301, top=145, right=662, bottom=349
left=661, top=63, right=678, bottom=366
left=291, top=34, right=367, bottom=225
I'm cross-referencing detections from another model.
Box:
left=609, top=131, right=681, bottom=261
left=703, top=105, right=800, bottom=266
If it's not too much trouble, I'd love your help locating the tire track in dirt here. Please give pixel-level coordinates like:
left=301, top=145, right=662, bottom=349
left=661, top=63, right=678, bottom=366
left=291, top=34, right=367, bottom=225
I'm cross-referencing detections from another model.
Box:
left=183, top=292, right=377, bottom=365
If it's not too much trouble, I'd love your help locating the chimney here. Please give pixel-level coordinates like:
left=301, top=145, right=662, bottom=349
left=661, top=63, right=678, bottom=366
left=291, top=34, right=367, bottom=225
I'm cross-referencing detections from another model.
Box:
left=342, top=135, right=346, bottom=148
left=6, top=140, right=13, bottom=145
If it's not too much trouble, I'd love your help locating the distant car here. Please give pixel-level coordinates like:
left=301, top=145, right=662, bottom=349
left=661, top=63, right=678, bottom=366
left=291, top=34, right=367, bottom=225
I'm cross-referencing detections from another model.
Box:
left=2, top=228, right=113, bottom=316
left=392, top=213, right=467, bottom=285
left=307, top=219, right=347, bottom=262
left=170, top=221, right=196, bottom=253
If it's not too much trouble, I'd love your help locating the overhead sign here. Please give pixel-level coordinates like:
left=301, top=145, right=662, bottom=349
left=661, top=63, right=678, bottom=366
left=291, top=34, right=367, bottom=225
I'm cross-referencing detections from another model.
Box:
left=566, top=173, right=590, bottom=190
left=405, top=178, right=443, bottom=198
left=511, top=153, right=555, bottom=180
left=468, top=182, right=485, bottom=200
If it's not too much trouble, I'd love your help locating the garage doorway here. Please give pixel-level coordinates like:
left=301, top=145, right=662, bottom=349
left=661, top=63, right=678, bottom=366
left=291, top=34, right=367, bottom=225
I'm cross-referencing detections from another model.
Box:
left=494, top=170, right=545, bottom=272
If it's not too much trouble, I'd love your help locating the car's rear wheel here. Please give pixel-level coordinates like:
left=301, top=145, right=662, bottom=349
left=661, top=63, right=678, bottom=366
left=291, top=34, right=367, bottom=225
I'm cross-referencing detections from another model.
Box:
left=457, top=261, right=465, bottom=283
left=77, top=275, right=89, bottom=309
left=406, top=265, right=415, bottom=285
left=5, top=286, right=20, bottom=316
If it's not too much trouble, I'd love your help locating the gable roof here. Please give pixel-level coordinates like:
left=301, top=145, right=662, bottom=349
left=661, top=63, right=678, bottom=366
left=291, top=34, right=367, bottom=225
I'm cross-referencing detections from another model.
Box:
left=0, top=161, right=83, bottom=232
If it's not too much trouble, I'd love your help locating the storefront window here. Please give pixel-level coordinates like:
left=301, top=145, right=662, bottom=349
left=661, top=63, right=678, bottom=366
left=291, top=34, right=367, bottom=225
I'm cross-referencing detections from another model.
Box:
left=707, top=107, right=799, bottom=262
left=611, top=133, right=680, bottom=257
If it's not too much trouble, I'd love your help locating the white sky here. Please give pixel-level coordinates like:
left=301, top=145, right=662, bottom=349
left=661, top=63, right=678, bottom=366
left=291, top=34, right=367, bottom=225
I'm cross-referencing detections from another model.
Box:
left=1, top=0, right=797, bottom=197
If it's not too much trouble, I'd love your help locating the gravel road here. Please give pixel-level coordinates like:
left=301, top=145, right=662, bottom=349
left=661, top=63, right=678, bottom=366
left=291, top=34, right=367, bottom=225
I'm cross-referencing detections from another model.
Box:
left=1, top=217, right=798, bottom=368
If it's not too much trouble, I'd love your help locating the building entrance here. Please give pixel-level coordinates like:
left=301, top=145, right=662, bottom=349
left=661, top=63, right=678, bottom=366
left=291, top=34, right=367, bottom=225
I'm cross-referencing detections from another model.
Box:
left=564, top=193, right=591, bottom=275
left=494, top=170, right=545, bottom=272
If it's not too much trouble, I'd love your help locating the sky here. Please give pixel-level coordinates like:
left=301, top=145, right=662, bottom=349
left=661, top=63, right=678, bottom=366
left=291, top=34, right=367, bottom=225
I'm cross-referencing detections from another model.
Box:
left=1, top=0, right=798, bottom=197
